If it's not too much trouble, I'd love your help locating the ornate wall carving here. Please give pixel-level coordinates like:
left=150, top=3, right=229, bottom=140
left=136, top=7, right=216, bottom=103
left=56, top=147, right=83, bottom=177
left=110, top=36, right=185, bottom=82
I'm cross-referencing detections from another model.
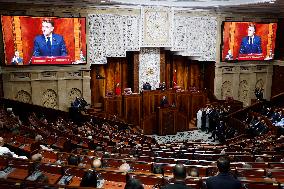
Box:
left=88, top=8, right=217, bottom=64
left=255, top=79, right=264, bottom=89
left=15, top=90, right=31, bottom=103
left=238, top=80, right=249, bottom=106
left=68, top=88, right=82, bottom=104
left=215, top=63, right=273, bottom=106
left=221, top=81, right=233, bottom=100
left=141, top=6, right=173, bottom=47
left=2, top=70, right=91, bottom=111
left=88, top=13, right=140, bottom=64
left=42, top=89, right=58, bottom=109
left=139, top=48, right=160, bottom=90
left=172, top=13, right=217, bottom=61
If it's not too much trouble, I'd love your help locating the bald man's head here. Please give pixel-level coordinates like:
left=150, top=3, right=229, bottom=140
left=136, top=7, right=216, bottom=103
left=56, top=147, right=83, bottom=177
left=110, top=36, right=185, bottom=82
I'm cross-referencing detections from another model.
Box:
left=173, top=164, right=187, bottom=180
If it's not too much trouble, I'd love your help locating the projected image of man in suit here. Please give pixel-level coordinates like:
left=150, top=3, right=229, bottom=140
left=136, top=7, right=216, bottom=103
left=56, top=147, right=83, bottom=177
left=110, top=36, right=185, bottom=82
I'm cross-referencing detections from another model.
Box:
left=239, top=23, right=262, bottom=55
left=33, top=18, right=67, bottom=56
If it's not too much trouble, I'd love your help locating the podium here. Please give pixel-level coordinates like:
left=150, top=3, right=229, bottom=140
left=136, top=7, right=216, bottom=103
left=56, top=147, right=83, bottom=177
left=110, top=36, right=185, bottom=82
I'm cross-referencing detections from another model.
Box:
left=157, top=107, right=177, bottom=135
left=31, top=56, right=72, bottom=65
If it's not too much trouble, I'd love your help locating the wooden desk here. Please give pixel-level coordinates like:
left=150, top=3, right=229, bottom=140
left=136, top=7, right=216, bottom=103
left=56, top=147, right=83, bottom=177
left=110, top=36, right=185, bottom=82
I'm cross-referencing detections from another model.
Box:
left=7, top=168, right=29, bottom=180
left=43, top=172, right=62, bottom=185
left=101, top=90, right=206, bottom=135
left=104, top=96, right=123, bottom=117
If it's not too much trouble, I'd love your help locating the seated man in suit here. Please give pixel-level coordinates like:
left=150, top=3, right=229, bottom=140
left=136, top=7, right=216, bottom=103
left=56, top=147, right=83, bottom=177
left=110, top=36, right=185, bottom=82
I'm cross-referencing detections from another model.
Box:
left=160, top=95, right=169, bottom=108
left=33, top=18, right=67, bottom=57
left=11, top=51, right=23, bottom=65
left=239, top=23, right=262, bottom=55
left=163, top=164, right=193, bottom=189
left=205, top=157, right=241, bottom=189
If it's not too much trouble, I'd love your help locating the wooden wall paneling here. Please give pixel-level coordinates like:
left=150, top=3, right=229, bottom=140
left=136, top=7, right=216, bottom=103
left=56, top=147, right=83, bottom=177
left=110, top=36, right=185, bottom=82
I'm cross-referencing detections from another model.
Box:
left=166, top=60, right=172, bottom=88
left=141, top=91, right=158, bottom=134
left=126, top=51, right=134, bottom=92
left=165, top=50, right=173, bottom=88
left=176, top=113, right=188, bottom=132
left=271, top=65, right=284, bottom=97
left=190, top=93, right=206, bottom=120
left=141, top=114, right=156, bottom=135
left=142, top=91, right=151, bottom=118
left=114, top=58, right=121, bottom=94
left=90, top=65, right=106, bottom=106
left=166, top=90, right=176, bottom=106
left=105, top=59, right=116, bottom=93
left=124, top=94, right=141, bottom=126
left=153, top=91, right=162, bottom=112
left=133, top=52, right=140, bottom=93
left=104, top=96, right=123, bottom=118
left=184, top=61, right=190, bottom=91
left=160, top=48, right=166, bottom=83
left=176, top=92, right=191, bottom=118
left=189, top=62, right=201, bottom=89
left=204, top=62, right=215, bottom=93
left=173, top=57, right=183, bottom=89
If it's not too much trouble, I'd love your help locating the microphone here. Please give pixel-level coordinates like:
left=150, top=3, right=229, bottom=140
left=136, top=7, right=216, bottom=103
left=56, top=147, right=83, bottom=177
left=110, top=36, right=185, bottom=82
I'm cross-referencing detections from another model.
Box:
left=28, top=51, right=36, bottom=65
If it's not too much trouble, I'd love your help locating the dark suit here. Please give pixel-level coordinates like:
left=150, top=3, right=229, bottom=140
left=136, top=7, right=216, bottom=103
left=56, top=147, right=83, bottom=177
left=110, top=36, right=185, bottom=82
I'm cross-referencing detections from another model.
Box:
left=34, top=34, right=67, bottom=56
left=163, top=181, right=193, bottom=189
left=239, top=35, right=262, bottom=54
left=11, top=57, right=23, bottom=65
left=206, top=173, right=241, bottom=189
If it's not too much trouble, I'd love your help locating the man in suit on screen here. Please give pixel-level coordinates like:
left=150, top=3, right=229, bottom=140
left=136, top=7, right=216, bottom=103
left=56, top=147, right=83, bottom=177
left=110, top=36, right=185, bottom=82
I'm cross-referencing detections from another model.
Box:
left=239, top=23, right=262, bottom=55
left=33, top=18, right=67, bottom=56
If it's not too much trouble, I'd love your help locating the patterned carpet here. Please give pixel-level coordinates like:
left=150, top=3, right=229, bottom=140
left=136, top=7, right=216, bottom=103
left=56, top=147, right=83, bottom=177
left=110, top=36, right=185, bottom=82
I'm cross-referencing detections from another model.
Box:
left=149, top=129, right=219, bottom=144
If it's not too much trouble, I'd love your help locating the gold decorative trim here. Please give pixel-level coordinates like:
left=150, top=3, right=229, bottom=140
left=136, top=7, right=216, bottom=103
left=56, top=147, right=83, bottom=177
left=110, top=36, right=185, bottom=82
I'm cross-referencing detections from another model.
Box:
left=74, top=18, right=81, bottom=61
left=12, top=16, right=23, bottom=61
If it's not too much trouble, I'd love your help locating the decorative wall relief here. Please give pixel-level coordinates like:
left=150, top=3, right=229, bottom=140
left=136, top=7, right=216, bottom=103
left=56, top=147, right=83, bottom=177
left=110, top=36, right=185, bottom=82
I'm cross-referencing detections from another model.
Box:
left=139, top=48, right=160, bottom=90
left=141, top=6, right=173, bottom=47
left=172, top=12, right=217, bottom=61
left=221, top=81, right=233, bottom=100
left=238, top=80, right=249, bottom=106
left=68, top=88, right=82, bottom=104
left=88, top=8, right=218, bottom=64
left=88, top=13, right=140, bottom=64
left=42, top=89, right=58, bottom=109
left=255, top=79, right=264, bottom=89
left=15, top=90, right=31, bottom=103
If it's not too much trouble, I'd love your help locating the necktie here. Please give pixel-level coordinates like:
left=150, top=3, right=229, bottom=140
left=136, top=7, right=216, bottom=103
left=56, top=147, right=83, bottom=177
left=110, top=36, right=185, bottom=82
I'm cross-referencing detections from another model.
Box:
left=47, top=37, right=51, bottom=55
left=249, top=37, right=251, bottom=44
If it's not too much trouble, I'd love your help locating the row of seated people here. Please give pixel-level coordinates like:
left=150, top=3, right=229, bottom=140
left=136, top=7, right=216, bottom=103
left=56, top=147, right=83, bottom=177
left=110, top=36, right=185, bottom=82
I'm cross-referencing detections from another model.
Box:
left=243, top=114, right=269, bottom=137
left=0, top=102, right=284, bottom=188
left=1, top=145, right=284, bottom=189
left=257, top=104, right=284, bottom=135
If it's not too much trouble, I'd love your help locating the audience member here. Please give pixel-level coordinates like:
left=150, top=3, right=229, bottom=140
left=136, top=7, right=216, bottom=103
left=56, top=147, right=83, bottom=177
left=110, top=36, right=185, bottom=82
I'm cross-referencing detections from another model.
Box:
left=68, top=155, right=79, bottom=166
left=124, top=178, right=144, bottom=189
left=119, top=161, right=131, bottom=172
left=163, top=164, right=193, bottom=189
left=31, top=153, right=43, bottom=162
left=92, top=158, right=102, bottom=168
left=205, top=157, right=241, bottom=189
left=0, top=137, right=27, bottom=159
left=189, top=167, right=199, bottom=177
left=80, top=170, right=98, bottom=187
